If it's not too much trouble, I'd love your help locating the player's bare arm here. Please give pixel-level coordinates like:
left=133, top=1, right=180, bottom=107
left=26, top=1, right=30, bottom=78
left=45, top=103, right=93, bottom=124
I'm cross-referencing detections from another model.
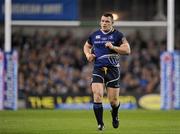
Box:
left=105, top=37, right=131, bottom=55
left=83, top=41, right=96, bottom=62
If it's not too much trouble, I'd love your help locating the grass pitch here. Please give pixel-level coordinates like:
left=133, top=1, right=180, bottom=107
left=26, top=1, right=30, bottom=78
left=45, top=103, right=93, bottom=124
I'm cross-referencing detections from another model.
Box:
left=0, top=109, right=180, bottom=134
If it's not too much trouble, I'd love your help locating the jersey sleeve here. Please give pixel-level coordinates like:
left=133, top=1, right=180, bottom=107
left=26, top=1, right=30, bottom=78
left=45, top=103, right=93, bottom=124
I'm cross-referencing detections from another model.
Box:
left=87, top=34, right=93, bottom=46
left=117, top=31, right=124, bottom=45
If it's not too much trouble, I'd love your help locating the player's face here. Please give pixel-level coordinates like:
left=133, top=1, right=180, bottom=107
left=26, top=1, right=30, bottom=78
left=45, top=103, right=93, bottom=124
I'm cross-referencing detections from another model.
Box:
left=100, top=16, right=113, bottom=32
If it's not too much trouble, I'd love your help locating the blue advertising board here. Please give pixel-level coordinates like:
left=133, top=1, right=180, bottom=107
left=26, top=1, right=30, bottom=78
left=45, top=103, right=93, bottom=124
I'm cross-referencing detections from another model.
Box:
left=160, top=52, right=174, bottom=110
left=0, top=0, right=78, bottom=21
left=0, top=51, right=4, bottom=110
left=173, top=51, right=180, bottom=109
left=160, top=51, right=180, bottom=110
left=3, top=51, right=18, bottom=110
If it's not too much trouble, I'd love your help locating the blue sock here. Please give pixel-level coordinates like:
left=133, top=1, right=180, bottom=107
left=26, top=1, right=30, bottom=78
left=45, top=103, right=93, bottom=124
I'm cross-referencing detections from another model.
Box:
left=93, top=102, right=103, bottom=125
left=111, top=103, right=120, bottom=118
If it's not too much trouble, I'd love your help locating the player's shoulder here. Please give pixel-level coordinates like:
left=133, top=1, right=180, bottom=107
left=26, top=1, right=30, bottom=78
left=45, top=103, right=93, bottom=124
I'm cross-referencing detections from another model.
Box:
left=113, top=29, right=123, bottom=35
left=88, top=29, right=101, bottom=38
left=113, top=29, right=124, bottom=37
left=91, top=29, right=101, bottom=35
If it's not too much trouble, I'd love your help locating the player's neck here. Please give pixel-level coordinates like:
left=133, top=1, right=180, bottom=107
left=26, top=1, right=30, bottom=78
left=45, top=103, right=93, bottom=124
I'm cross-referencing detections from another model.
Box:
left=101, top=27, right=114, bottom=34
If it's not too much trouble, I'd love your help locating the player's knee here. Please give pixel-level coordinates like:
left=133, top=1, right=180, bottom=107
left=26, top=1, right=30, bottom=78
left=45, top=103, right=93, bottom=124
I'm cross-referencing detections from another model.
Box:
left=94, top=93, right=103, bottom=102
left=109, top=97, right=119, bottom=106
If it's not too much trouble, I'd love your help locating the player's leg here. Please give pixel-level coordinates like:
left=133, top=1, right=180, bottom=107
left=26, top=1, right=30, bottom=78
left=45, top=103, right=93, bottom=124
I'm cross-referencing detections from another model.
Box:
left=92, top=83, right=104, bottom=130
left=106, top=67, right=120, bottom=128
left=92, top=67, right=105, bottom=130
left=107, top=87, right=120, bottom=128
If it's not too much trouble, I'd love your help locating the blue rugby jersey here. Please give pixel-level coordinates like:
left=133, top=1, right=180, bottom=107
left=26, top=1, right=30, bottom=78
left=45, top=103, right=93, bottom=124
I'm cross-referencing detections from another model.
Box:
left=87, top=29, right=124, bottom=67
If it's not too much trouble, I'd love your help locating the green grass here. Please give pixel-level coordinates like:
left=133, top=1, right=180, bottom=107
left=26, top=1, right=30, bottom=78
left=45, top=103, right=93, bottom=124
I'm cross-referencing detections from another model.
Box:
left=0, top=109, right=180, bottom=134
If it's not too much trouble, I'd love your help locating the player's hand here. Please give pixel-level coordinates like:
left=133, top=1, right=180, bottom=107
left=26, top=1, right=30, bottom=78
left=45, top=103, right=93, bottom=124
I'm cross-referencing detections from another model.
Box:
left=86, top=53, right=96, bottom=62
left=105, top=42, right=114, bottom=49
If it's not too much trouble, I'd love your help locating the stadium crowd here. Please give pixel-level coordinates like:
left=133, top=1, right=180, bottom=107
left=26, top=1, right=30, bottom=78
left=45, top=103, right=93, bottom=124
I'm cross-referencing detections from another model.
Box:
left=1, top=29, right=179, bottom=98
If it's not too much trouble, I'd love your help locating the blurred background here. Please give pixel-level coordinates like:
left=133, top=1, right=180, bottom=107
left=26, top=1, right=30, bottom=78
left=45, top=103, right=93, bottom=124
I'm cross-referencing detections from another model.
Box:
left=0, top=0, right=179, bottom=110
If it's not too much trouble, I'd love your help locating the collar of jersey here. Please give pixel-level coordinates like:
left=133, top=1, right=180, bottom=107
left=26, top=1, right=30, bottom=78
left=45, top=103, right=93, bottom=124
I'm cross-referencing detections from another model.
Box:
left=100, top=27, right=114, bottom=35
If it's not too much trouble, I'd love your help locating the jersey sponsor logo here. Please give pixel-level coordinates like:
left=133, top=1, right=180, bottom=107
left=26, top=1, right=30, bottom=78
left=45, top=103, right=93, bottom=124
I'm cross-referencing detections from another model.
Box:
left=108, top=35, right=113, bottom=39
left=94, top=40, right=115, bottom=44
left=95, top=35, right=101, bottom=39
left=102, top=37, right=107, bottom=41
